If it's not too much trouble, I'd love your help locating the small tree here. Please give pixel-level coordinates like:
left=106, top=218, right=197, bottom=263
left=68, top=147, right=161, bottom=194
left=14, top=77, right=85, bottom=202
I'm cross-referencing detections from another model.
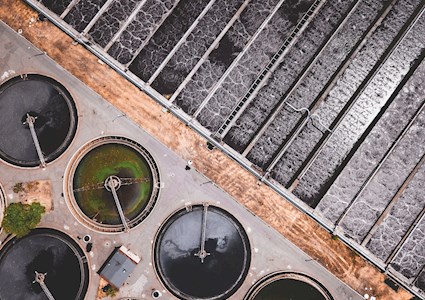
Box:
left=1, top=202, right=45, bottom=237
left=102, top=284, right=118, bottom=297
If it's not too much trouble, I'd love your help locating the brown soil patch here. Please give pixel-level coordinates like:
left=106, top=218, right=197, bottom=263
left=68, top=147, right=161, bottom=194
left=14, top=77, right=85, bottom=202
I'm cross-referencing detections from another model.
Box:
left=14, top=180, right=52, bottom=212
left=0, top=2, right=413, bottom=299
left=96, top=278, right=112, bottom=300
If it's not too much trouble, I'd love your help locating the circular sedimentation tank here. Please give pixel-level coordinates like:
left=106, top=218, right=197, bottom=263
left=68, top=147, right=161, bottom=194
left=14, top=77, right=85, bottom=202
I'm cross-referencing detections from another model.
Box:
left=66, top=136, right=160, bottom=232
left=244, top=272, right=333, bottom=300
left=0, top=74, right=78, bottom=167
left=154, top=204, right=251, bottom=299
left=0, top=228, right=89, bottom=300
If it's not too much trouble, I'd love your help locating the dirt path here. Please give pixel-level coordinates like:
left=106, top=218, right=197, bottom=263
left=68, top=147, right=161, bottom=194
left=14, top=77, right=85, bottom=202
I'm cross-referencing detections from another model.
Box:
left=16, top=180, right=53, bottom=212
left=0, top=2, right=413, bottom=299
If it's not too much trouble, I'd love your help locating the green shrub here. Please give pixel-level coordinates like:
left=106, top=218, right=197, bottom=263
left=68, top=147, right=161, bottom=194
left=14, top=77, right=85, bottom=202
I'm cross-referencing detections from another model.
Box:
left=1, top=202, right=45, bottom=237
left=12, top=182, right=25, bottom=193
left=102, top=284, right=118, bottom=297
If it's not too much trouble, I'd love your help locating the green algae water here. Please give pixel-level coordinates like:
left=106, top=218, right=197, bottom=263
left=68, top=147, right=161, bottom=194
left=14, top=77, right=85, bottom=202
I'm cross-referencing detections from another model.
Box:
left=72, top=143, right=153, bottom=225
left=253, top=279, right=327, bottom=300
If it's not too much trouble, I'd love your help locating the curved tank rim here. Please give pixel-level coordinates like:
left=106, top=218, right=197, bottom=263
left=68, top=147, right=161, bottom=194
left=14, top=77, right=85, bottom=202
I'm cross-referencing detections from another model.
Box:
left=0, top=227, right=90, bottom=300
left=243, top=271, right=334, bottom=300
left=153, top=203, right=252, bottom=300
left=0, top=73, right=78, bottom=168
left=63, top=136, right=161, bottom=234
left=0, top=183, right=5, bottom=234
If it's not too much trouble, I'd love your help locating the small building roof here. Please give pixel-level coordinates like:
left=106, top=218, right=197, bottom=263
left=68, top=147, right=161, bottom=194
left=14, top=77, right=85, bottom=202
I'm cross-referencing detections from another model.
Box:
left=98, top=246, right=140, bottom=288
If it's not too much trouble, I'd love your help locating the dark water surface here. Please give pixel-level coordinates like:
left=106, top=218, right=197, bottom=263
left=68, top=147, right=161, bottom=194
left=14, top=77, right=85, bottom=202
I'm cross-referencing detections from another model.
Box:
left=0, top=75, right=77, bottom=167
left=253, top=278, right=327, bottom=300
left=155, top=205, right=250, bottom=299
left=0, top=229, right=88, bottom=300
left=40, top=0, right=72, bottom=15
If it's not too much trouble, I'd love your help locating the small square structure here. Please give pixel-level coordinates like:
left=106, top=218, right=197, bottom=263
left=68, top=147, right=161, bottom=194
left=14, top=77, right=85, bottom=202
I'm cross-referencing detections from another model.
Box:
left=98, top=246, right=140, bottom=288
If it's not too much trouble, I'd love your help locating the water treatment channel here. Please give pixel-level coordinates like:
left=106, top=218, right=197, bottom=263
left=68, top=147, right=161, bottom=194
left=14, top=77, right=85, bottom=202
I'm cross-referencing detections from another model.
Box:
left=65, top=136, right=160, bottom=233
left=0, top=228, right=89, bottom=300
left=0, top=74, right=78, bottom=168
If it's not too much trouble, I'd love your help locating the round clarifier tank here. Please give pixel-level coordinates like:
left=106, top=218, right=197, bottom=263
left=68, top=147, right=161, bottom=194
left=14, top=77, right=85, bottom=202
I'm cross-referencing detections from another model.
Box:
left=244, top=272, right=334, bottom=300
left=0, top=74, right=78, bottom=167
left=155, top=204, right=251, bottom=299
left=66, top=136, right=160, bottom=232
left=0, top=228, right=89, bottom=300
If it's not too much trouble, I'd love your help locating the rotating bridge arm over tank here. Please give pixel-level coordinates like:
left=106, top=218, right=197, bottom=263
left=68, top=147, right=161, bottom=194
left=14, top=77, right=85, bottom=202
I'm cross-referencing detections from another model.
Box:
left=33, top=271, right=55, bottom=300
left=73, top=177, right=149, bottom=193
left=195, top=203, right=210, bottom=263
left=72, top=172, right=150, bottom=231
left=23, top=113, right=46, bottom=168
left=104, top=176, right=130, bottom=232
